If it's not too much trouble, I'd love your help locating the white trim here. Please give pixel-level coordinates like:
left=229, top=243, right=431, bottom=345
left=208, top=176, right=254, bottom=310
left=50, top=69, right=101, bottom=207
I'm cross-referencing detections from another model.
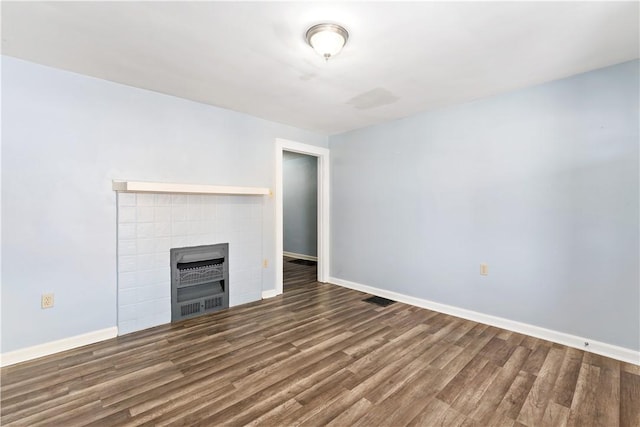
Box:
left=329, top=277, right=640, bottom=366
left=0, top=327, right=118, bottom=367
left=113, top=180, right=269, bottom=195
left=283, top=251, right=318, bottom=261
left=262, top=289, right=279, bottom=299
left=275, top=139, right=330, bottom=296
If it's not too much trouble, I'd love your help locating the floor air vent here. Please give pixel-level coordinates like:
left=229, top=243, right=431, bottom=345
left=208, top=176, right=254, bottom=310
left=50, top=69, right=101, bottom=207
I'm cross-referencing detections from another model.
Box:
left=363, top=296, right=396, bottom=307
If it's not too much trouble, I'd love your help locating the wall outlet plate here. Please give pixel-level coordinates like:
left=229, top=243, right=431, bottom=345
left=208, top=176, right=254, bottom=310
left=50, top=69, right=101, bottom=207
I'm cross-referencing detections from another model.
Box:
left=480, top=263, right=489, bottom=276
left=41, top=293, right=54, bottom=309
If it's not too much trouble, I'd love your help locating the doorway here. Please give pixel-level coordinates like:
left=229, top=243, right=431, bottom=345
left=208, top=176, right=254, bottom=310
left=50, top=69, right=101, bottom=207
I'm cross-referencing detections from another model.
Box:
left=282, top=151, right=318, bottom=290
left=274, top=138, right=330, bottom=295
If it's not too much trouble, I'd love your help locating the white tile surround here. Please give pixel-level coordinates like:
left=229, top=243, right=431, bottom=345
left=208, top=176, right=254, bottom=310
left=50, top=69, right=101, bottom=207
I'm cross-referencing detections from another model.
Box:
left=117, top=193, right=264, bottom=335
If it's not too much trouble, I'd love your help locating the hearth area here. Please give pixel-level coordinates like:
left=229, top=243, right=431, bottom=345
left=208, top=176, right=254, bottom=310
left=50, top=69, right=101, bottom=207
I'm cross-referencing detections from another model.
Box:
left=115, top=189, right=265, bottom=335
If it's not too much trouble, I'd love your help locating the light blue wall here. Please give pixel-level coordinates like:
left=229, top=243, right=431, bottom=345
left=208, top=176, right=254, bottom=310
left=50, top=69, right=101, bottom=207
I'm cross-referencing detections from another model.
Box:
left=283, top=152, right=317, bottom=257
left=4, top=55, right=638, bottom=356
left=329, top=60, right=639, bottom=351
left=1, top=56, right=327, bottom=353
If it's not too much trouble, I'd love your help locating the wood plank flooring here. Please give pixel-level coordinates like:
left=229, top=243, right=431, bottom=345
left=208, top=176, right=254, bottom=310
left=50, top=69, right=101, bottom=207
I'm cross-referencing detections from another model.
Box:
left=1, top=258, right=638, bottom=426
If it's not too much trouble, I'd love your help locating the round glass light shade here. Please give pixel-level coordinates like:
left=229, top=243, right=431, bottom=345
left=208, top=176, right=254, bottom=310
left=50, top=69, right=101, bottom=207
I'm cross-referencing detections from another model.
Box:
left=306, top=24, right=349, bottom=59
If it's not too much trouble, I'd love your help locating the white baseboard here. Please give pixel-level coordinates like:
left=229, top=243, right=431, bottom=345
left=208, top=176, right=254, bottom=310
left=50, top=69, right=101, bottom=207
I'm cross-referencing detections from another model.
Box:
left=329, top=277, right=640, bottom=366
left=0, top=326, right=118, bottom=367
left=283, top=251, right=318, bottom=262
left=262, top=289, right=279, bottom=299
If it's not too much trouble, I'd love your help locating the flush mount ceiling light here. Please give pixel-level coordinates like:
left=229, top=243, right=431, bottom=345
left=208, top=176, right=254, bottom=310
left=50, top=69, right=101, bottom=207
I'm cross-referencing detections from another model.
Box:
left=305, top=23, right=349, bottom=60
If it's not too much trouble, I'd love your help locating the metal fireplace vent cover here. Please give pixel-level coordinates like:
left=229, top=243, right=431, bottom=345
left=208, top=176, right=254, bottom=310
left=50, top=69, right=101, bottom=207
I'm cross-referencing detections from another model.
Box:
left=171, top=243, right=229, bottom=321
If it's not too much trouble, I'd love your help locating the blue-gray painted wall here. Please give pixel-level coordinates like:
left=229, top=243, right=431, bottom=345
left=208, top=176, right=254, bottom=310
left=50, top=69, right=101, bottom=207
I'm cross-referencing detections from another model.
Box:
left=329, top=60, right=639, bottom=351
left=283, top=152, right=317, bottom=257
left=3, top=54, right=638, bottom=356
left=1, top=56, right=327, bottom=353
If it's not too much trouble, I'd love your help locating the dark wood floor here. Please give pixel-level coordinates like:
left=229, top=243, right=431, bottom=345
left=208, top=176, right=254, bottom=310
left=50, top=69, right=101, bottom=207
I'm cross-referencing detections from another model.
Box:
left=1, top=258, right=638, bottom=426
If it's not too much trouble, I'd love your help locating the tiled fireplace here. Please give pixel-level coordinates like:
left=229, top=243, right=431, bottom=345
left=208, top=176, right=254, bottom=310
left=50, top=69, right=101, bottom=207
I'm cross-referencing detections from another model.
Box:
left=116, top=192, right=263, bottom=335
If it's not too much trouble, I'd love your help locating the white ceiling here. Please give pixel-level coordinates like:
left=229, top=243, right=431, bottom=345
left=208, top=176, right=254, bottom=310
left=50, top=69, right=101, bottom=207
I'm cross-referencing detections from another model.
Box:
left=2, top=1, right=638, bottom=135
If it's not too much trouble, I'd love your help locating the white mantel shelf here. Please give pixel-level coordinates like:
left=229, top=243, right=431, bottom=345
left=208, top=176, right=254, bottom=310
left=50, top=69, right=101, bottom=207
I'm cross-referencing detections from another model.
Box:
left=112, top=180, right=270, bottom=196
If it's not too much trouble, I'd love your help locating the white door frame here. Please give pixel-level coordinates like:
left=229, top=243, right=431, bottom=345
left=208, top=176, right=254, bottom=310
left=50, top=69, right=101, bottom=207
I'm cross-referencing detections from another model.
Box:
left=275, top=138, right=330, bottom=295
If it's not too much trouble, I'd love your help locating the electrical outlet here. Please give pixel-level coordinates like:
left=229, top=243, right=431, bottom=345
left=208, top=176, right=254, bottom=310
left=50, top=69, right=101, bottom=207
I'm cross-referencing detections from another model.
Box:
left=263, top=259, right=268, bottom=268
left=41, top=293, right=54, bottom=309
left=480, top=263, right=489, bottom=276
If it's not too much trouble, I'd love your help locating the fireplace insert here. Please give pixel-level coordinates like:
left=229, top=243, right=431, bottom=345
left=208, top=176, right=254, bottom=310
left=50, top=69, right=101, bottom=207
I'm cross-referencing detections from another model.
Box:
left=170, top=243, right=229, bottom=321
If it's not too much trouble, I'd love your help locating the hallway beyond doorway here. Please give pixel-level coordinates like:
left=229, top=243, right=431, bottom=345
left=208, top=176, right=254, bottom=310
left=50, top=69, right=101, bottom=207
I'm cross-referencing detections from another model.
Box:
left=283, top=256, right=317, bottom=292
